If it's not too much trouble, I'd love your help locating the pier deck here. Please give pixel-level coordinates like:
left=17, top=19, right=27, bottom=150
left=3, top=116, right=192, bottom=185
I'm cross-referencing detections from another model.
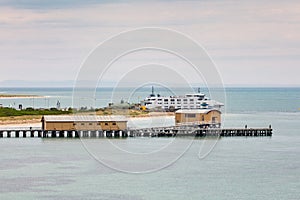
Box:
left=0, top=126, right=272, bottom=138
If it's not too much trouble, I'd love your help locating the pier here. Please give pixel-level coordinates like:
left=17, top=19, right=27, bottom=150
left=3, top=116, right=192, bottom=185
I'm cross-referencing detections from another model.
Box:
left=0, top=126, right=272, bottom=138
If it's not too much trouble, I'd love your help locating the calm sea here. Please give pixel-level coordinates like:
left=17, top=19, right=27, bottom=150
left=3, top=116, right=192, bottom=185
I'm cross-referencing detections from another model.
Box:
left=0, top=87, right=299, bottom=200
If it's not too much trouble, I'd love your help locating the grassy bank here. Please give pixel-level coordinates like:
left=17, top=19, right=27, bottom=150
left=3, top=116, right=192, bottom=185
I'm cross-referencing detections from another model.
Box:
left=96, top=108, right=150, bottom=117
left=0, top=107, right=71, bottom=117
left=0, top=94, right=39, bottom=98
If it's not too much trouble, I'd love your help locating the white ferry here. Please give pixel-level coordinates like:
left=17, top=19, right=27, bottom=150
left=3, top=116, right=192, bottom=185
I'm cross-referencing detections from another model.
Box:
left=141, top=87, right=224, bottom=111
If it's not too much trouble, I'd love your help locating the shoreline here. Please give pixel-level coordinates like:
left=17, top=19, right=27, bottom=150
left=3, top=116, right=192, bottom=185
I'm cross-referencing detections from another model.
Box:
left=0, top=112, right=175, bottom=127
left=0, top=94, right=44, bottom=99
left=0, top=115, right=42, bottom=126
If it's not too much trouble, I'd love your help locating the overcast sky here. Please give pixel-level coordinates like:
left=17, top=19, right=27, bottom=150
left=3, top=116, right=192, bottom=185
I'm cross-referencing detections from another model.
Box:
left=0, top=0, right=300, bottom=87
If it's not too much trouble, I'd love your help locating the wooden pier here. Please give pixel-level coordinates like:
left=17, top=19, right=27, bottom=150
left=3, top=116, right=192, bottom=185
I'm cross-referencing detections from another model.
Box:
left=0, top=126, right=272, bottom=138
left=126, top=124, right=272, bottom=137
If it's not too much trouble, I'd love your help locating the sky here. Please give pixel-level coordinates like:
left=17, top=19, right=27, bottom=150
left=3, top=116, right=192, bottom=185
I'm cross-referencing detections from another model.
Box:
left=0, top=0, right=300, bottom=87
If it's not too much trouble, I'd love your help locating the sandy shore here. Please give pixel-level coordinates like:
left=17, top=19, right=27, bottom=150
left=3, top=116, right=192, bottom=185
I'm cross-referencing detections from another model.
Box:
left=129, top=112, right=174, bottom=118
left=0, top=94, right=44, bottom=99
left=0, top=123, right=41, bottom=129
left=0, top=115, right=42, bottom=126
left=0, top=112, right=175, bottom=128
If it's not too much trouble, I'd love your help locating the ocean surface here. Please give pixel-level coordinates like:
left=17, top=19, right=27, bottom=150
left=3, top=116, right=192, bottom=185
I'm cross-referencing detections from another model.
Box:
left=0, top=87, right=299, bottom=200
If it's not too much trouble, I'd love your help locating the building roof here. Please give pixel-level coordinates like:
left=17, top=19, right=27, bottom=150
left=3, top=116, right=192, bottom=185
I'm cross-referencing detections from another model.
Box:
left=42, top=115, right=127, bottom=122
left=175, top=109, right=221, bottom=114
left=185, top=93, right=205, bottom=96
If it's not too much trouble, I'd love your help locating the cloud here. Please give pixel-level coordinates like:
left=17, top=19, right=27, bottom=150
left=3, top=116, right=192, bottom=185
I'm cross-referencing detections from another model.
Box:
left=0, top=0, right=110, bottom=10
left=0, top=0, right=300, bottom=86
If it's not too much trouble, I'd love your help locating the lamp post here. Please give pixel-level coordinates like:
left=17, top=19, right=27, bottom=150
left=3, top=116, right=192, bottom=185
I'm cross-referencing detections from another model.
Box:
left=32, top=97, right=35, bottom=109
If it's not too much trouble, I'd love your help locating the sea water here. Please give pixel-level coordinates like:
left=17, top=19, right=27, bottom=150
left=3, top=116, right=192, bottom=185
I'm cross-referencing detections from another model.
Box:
left=0, top=87, right=299, bottom=113
left=0, top=87, right=299, bottom=200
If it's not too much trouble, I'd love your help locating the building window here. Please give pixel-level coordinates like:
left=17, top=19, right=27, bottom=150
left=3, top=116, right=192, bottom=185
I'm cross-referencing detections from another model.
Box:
left=112, top=122, right=116, bottom=125
left=202, top=116, right=205, bottom=121
left=97, top=122, right=101, bottom=125
left=105, top=123, right=108, bottom=126
left=185, top=114, right=196, bottom=118
left=89, top=123, right=93, bottom=125
left=81, top=123, right=85, bottom=125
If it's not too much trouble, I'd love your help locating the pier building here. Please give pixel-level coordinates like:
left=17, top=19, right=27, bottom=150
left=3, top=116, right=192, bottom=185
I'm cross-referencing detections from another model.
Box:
left=175, top=109, right=221, bottom=127
left=41, top=115, right=127, bottom=131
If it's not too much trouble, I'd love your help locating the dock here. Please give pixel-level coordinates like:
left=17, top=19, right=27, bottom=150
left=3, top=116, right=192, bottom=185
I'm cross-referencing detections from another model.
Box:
left=0, top=125, right=272, bottom=138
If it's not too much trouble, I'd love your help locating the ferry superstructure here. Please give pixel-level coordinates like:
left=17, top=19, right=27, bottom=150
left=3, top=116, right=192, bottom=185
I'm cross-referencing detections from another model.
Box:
left=142, top=87, right=224, bottom=110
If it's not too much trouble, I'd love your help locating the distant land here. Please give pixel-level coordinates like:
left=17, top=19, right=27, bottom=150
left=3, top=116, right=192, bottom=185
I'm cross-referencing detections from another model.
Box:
left=0, top=80, right=300, bottom=88
left=0, top=94, right=39, bottom=98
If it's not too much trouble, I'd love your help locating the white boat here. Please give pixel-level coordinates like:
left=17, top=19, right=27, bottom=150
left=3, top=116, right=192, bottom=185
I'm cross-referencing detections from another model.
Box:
left=141, top=87, right=224, bottom=110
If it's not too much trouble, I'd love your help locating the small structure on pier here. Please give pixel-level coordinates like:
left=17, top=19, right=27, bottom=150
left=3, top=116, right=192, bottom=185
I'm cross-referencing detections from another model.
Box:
left=41, top=115, right=127, bottom=131
left=175, top=109, right=221, bottom=127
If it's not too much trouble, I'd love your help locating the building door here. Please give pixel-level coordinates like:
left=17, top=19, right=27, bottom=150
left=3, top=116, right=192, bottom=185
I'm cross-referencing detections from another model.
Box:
left=212, top=117, right=216, bottom=123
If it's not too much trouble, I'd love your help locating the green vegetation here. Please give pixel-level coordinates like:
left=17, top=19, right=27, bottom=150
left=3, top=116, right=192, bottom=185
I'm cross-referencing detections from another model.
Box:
left=0, top=107, right=71, bottom=117
left=96, top=108, right=150, bottom=117
left=0, top=106, right=152, bottom=118
left=0, top=94, right=38, bottom=98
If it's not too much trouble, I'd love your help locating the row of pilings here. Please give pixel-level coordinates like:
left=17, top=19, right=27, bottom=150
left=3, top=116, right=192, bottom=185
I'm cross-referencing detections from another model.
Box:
left=0, top=127, right=272, bottom=138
